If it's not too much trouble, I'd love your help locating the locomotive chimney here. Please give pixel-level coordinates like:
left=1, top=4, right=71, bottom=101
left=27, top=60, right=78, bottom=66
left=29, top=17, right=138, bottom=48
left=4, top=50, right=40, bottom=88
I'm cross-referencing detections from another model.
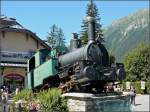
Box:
left=86, top=16, right=95, bottom=43
left=70, top=33, right=81, bottom=51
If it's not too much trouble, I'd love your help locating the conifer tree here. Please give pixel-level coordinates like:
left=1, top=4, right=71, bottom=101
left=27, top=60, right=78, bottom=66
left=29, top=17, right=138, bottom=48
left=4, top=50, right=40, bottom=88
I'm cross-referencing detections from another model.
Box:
left=47, top=24, right=67, bottom=52
left=80, top=0, right=103, bottom=45
left=47, top=24, right=58, bottom=48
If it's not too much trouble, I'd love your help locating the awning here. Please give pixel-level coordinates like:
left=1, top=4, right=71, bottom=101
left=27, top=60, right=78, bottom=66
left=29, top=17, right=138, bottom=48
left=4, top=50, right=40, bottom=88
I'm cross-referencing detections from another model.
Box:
left=4, top=73, right=24, bottom=80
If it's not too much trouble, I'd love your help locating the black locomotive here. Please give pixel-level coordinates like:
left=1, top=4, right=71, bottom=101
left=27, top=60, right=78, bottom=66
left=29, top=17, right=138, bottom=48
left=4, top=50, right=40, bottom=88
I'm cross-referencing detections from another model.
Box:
left=27, top=16, right=126, bottom=93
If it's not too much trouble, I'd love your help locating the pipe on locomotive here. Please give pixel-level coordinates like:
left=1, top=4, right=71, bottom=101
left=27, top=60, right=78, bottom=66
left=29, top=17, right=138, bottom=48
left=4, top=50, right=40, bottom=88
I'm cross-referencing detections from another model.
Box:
left=71, top=33, right=81, bottom=51
left=86, top=16, right=95, bottom=43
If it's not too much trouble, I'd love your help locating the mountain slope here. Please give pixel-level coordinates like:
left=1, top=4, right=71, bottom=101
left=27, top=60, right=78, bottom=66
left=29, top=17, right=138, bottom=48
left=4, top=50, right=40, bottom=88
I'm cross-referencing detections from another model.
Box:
left=103, top=8, right=149, bottom=62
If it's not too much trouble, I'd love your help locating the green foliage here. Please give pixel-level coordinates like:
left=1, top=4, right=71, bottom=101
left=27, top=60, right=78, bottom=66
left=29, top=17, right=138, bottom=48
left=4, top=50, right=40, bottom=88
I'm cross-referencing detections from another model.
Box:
left=80, top=0, right=103, bottom=45
left=47, top=24, right=67, bottom=53
left=145, top=81, right=150, bottom=94
left=37, top=88, right=68, bottom=112
left=124, top=43, right=149, bottom=81
left=13, top=89, right=33, bottom=102
left=132, top=81, right=142, bottom=94
left=11, top=88, right=68, bottom=112
left=80, top=32, right=88, bottom=45
left=37, top=88, right=67, bottom=112
left=47, top=24, right=57, bottom=47
left=122, top=81, right=150, bottom=94
left=11, top=89, right=33, bottom=112
left=38, top=88, right=67, bottom=112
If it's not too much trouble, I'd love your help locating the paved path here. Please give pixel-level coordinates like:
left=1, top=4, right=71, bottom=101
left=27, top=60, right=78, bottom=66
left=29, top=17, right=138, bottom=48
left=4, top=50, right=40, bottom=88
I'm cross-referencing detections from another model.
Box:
left=132, top=94, right=150, bottom=112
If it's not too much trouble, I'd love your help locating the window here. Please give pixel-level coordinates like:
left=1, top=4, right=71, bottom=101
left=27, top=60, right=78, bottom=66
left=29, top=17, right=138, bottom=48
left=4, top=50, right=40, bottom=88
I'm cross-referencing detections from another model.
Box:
left=29, top=56, right=35, bottom=72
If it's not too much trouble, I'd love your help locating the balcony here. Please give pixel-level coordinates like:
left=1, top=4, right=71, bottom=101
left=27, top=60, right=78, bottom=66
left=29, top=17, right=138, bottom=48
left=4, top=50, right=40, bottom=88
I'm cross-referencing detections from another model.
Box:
left=0, top=51, right=35, bottom=63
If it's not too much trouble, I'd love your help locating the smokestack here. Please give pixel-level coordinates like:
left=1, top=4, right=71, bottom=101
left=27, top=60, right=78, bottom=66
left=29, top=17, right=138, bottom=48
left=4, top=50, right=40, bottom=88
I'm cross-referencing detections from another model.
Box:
left=70, top=33, right=81, bottom=51
left=86, top=16, right=95, bottom=43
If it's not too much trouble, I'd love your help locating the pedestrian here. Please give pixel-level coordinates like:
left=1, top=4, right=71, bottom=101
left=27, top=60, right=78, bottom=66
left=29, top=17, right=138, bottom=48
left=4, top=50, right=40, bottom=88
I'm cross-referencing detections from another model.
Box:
left=130, top=86, right=136, bottom=105
left=1, top=90, right=8, bottom=112
left=15, top=86, right=20, bottom=95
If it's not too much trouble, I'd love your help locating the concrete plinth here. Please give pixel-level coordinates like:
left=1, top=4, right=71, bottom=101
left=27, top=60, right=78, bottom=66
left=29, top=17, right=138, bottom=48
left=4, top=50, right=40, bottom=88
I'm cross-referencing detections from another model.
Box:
left=62, top=92, right=131, bottom=112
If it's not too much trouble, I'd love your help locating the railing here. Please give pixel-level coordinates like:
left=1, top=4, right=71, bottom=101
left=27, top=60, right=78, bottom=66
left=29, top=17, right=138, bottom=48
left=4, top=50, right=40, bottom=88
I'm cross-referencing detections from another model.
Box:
left=0, top=51, right=35, bottom=63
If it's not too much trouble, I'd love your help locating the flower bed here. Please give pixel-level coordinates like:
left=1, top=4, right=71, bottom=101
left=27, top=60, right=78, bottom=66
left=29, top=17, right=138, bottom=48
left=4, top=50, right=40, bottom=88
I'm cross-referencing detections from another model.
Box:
left=10, top=88, right=68, bottom=112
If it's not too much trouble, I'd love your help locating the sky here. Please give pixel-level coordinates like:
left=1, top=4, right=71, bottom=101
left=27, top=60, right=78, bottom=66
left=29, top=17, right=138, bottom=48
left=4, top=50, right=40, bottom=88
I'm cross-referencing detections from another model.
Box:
left=1, top=1, right=149, bottom=44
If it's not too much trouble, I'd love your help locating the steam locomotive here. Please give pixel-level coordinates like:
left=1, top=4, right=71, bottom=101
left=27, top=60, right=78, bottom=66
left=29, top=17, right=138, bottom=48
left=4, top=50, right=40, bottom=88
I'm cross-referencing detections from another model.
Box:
left=26, top=16, right=126, bottom=93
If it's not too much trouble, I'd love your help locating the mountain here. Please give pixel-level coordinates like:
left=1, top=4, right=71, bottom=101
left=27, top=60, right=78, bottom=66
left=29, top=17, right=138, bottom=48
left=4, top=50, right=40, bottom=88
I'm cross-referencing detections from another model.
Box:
left=103, top=8, right=149, bottom=62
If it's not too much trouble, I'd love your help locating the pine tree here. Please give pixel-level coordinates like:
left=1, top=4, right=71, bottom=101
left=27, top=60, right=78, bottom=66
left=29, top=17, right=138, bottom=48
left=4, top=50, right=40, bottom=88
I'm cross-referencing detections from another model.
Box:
left=47, top=24, right=67, bottom=52
left=80, top=0, right=103, bottom=45
left=47, top=24, right=58, bottom=48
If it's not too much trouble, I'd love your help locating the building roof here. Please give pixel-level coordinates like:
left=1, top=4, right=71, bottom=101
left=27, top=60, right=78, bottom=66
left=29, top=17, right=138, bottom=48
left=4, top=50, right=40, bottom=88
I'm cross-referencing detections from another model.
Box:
left=0, top=15, right=50, bottom=49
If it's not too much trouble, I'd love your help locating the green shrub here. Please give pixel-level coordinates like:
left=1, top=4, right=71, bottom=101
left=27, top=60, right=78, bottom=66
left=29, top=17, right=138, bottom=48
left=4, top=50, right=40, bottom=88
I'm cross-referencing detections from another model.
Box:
left=11, top=88, right=68, bottom=112
left=131, top=81, right=143, bottom=94
left=37, top=88, right=68, bottom=112
left=11, top=89, right=33, bottom=112
left=145, top=81, right=150, bottom=94
left=13, top=89, right=33, bottom=102
left=121, top=81, right=150, bottom=94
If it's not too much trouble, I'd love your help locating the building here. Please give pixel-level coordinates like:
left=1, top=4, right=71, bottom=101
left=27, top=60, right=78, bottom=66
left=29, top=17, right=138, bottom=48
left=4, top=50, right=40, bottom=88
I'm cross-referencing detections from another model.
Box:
left=0, top=16, right=50, bottom=90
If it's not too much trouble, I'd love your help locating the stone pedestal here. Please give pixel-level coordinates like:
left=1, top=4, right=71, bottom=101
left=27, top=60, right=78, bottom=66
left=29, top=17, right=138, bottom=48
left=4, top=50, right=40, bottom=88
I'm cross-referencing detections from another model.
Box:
left=62, top=92, right=131, bottom=112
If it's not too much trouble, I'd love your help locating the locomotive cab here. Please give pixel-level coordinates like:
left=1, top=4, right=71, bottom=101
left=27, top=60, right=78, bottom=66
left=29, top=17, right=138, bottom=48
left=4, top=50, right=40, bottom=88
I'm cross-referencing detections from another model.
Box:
left=26, top=49, right=59, bottom=89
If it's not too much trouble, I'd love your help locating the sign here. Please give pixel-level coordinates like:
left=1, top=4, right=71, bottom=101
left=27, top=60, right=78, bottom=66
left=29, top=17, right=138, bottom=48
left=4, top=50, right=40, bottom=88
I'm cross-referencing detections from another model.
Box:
left=141, top=81, right=145, bottom=90
left=1, top=51, right=31, bottom=59
left=1, top=51, right=34, bottom=63
left=4, top=73, right=24, bottom=80
left=0, top=63, right=27, bottom=67
left=126, top=81, right=130, bottom=90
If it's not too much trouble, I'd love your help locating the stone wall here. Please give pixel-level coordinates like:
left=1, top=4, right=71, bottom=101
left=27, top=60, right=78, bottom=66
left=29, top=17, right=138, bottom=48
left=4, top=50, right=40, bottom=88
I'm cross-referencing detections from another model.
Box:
left=62, top=92, right=131, bottom=112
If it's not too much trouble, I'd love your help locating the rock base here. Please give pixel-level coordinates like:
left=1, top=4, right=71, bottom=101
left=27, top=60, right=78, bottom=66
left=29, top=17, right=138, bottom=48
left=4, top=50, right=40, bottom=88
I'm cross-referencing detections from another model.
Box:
left=62, top=92, right=131, bottom=112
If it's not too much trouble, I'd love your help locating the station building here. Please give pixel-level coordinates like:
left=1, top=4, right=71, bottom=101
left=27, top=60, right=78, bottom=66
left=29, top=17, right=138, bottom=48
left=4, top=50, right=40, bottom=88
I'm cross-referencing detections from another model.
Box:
left=0, top=16, right=50, bottom=90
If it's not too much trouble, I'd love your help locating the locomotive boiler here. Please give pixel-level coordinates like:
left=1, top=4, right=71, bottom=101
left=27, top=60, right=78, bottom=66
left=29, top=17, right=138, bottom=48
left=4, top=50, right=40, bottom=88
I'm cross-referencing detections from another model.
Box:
left=26, top=16, right=126, bottom=93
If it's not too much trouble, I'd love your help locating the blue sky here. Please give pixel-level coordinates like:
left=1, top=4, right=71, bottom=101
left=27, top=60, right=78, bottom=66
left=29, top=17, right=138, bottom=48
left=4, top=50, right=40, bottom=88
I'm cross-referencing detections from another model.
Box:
left=1, top=1, right=149, bottom=44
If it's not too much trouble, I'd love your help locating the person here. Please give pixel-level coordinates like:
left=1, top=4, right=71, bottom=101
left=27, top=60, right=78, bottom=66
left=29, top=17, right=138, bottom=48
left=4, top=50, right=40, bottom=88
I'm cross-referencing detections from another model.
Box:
left=0, top=88, right=3, bottom=102
left=1, top=90, right=8, bottom=112
left=130, top=86, right=136, bottom=105
left=15, top=86, right=20, bottom=95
